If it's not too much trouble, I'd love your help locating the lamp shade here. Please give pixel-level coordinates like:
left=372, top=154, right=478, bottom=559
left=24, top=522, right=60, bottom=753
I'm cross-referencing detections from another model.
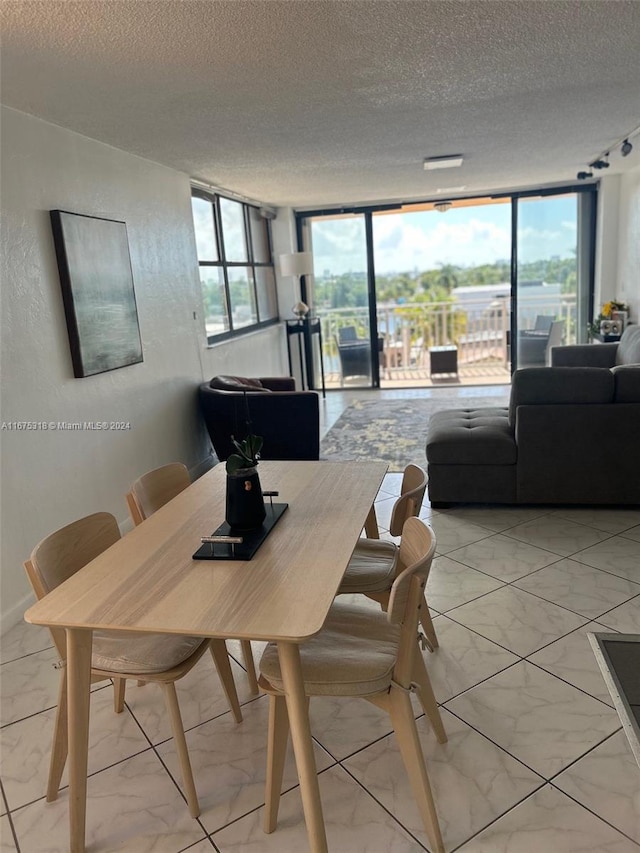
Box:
left=279, top=252, right=314, bottom=277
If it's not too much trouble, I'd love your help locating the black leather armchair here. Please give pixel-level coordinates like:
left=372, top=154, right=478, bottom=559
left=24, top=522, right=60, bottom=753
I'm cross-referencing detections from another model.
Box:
left=199, top=375, right=320, bottom=462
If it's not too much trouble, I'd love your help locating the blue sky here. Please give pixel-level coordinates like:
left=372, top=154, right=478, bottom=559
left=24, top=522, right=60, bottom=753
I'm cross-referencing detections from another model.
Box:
left=311, top=195, right=578, bottom=276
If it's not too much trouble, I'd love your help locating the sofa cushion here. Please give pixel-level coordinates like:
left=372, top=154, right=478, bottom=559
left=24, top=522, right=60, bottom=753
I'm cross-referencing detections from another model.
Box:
left=427, top=408, right=515, bottom=465
left=615, top=325, right=640, bottom=366
left=209, top=375, right=270, bottom=392
left=508, top=367, right=614, bottom=425
left=612, top=364, right=640, bottom=403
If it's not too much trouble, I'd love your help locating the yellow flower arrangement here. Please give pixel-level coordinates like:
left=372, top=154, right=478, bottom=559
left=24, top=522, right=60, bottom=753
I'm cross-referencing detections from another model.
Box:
left=589, top=299, right=629, bottom=338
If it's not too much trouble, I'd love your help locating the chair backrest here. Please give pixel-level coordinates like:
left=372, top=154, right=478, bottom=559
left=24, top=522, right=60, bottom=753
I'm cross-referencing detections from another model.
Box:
left=24, top=512, right=121, bottom=659
left=387, top=518, right=437, bottom=685
left=534, top=315, right=554, bottom=332
left=545, top=320, right=565, bottom=364
left=388, top=464, right=428, bottom=537
left=338, top=326, right=358, bottom=343
left=126, top=462, right=190, bottom=526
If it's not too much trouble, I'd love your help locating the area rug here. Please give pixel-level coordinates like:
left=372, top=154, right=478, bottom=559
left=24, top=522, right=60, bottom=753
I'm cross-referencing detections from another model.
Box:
left=321, top=388, right=510, bottom=472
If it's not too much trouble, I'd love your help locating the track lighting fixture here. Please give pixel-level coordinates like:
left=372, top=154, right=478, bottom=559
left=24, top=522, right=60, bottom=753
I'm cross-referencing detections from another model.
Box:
left=589, top=157, right=609, bottom=170
left=576, top=171, right=593, bottom=180
left=621, top=139, right=633, bottom=157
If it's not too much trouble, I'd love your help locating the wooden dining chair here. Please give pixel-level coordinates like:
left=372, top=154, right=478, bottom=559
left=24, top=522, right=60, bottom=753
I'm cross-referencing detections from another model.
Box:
left=126, top=462, right=259, bottom=693
left=259, top=517, right=446, bottom=853
left=24, top=512, right=244, bottom=818
left=338, top=463, right=439, bottom=652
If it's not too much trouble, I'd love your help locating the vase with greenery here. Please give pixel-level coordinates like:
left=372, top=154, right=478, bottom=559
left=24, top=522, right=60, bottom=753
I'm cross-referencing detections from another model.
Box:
left=224, top=398, right=266, bottom=531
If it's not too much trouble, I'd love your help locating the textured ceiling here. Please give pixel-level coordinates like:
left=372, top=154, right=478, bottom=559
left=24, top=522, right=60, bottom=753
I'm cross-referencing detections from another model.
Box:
left=1, top=0, right=639, bottom=208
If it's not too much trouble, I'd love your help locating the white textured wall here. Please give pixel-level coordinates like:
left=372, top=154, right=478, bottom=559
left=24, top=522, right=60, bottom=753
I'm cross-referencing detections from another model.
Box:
left=616, top=165, right=640, bottom=320
left=0, top=107, right=287, bottom=627
left=596, top=166, right=640, bottom=319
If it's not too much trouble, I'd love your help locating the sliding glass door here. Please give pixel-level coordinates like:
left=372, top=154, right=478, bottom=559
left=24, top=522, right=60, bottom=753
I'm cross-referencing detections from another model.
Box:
left=298, top=185, right=596, bottom=389
left=303, top=213, right=376, bottom=388
left=515, top=191, right=594, bottom=369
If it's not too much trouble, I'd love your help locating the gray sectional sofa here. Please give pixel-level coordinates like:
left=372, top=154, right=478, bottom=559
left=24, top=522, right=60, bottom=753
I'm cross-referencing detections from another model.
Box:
left=426, top=325, right=640, bottom=506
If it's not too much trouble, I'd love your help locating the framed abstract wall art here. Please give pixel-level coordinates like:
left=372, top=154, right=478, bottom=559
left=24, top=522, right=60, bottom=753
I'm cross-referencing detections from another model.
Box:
left=50, top=210, right=143, bottom=377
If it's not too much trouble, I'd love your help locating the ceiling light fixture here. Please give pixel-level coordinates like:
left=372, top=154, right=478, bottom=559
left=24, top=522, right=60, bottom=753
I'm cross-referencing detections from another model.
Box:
left=576, top=170, right=594, bottom=180
left=621, top=139, right=633, bottom=157
left=434, top=201, right=452, bottom=213
left=423, top=155, right=464, bottom=170
left=589, top=156, right=610, bottom=170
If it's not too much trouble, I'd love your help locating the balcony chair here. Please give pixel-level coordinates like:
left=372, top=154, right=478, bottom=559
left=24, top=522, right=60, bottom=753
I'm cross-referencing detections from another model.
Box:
left=126, top=462, right=258, bottom=694
left=24, top=512, right=243, bottom=818
left=518, top=319, right=564, bottom=367
left=258, top=517, right=446, bottom=853
left=199, top=375, right=320, bottom=462
left=335, top=326, right=371, bottom=385
left=337, top=464, right=439, bottom=654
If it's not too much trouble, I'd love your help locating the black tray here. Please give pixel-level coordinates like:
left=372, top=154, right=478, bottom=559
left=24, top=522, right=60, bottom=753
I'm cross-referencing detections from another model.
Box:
left=192, top=502, right=288, bottom=561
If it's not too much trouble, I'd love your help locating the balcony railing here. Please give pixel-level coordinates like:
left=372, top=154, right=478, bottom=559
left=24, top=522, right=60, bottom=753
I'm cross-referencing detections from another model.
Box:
left=317, top=294, right=577, bottom=386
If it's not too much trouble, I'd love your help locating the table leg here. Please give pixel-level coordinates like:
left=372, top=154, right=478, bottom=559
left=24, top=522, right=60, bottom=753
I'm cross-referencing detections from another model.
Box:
left=66, top=628, right=93, bottom=853
left=277, top=642, right=327, bottom=853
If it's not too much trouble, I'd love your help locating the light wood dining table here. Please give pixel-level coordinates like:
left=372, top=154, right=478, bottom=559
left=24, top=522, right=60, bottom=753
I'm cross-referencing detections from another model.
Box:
left=24, top=460, right=387, bottom=853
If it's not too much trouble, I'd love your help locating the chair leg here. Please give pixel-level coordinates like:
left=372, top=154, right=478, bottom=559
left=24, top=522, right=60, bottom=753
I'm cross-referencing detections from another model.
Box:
left=240, top=640, right=259, bottom=695
left=46, top=669, right=69, bottom=802
left=264, top=694, right=290, bottom=833
left=162, top=682, right=200, bottom=818
left=420, top=592, right=439, bottom=651
left=209, top=640, right=243, bottom=723
left=113, top=677, right=126, bottom=713
left=364, top=505, right=380, bottom=539
left=388, top=687, right=444, bottom=853
left=412, top=657, right=447, bottom=744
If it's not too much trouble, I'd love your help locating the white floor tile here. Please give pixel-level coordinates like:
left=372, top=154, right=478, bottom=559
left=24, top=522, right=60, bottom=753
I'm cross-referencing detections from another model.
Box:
left=504, top=516, right=611, bottom=557
left=527, top=622, right=618, bottom=706
left=440, top=506, right=551, bottom=533
left=554, top=730, right=640, bottom=843
left=1, top=619, right=52, bottom=665
left=426, top=556, right=504, bottom=613
left=0, top=815, right=17, bottom=852
left=1, top=687, right=152, bottom=811
left=550, top=507, right=640, bottom=535
left=457, top=784, right=639, bottom=852
left=11, top=749, right=207, bottom=852
left=420, top=513, right=493, bottom=554
left=156, top=696, right=334, bottom=835
left=571, top=537, right=640, bottom=583
left=447, top=533, right=561, bottom=582
left=445, top=661, right=619, bottom=778
left=125, top=654, right=258, bottom=745
left=447, top=585, right=587, bottom=656
left=423, top=616, right=519, bottom=704
left=345, top=710, right=543, bottom=852
left=597, top=597, right=640, bottom=633
left=622, top=525, right=640, bottom=543
left=514, top=559, right=640, bottom=619
left=1, top=647, right=64, bottom=726
left=212, top=765, right=423, bottom=852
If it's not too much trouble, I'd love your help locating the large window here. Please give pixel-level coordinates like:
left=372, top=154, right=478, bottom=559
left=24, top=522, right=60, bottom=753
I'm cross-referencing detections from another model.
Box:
left=191, top=191, right=278, bottom=341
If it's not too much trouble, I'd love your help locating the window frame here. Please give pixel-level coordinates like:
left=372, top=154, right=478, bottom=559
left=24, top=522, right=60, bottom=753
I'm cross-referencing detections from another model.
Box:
left=191, top=189, right=279, bottom=344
